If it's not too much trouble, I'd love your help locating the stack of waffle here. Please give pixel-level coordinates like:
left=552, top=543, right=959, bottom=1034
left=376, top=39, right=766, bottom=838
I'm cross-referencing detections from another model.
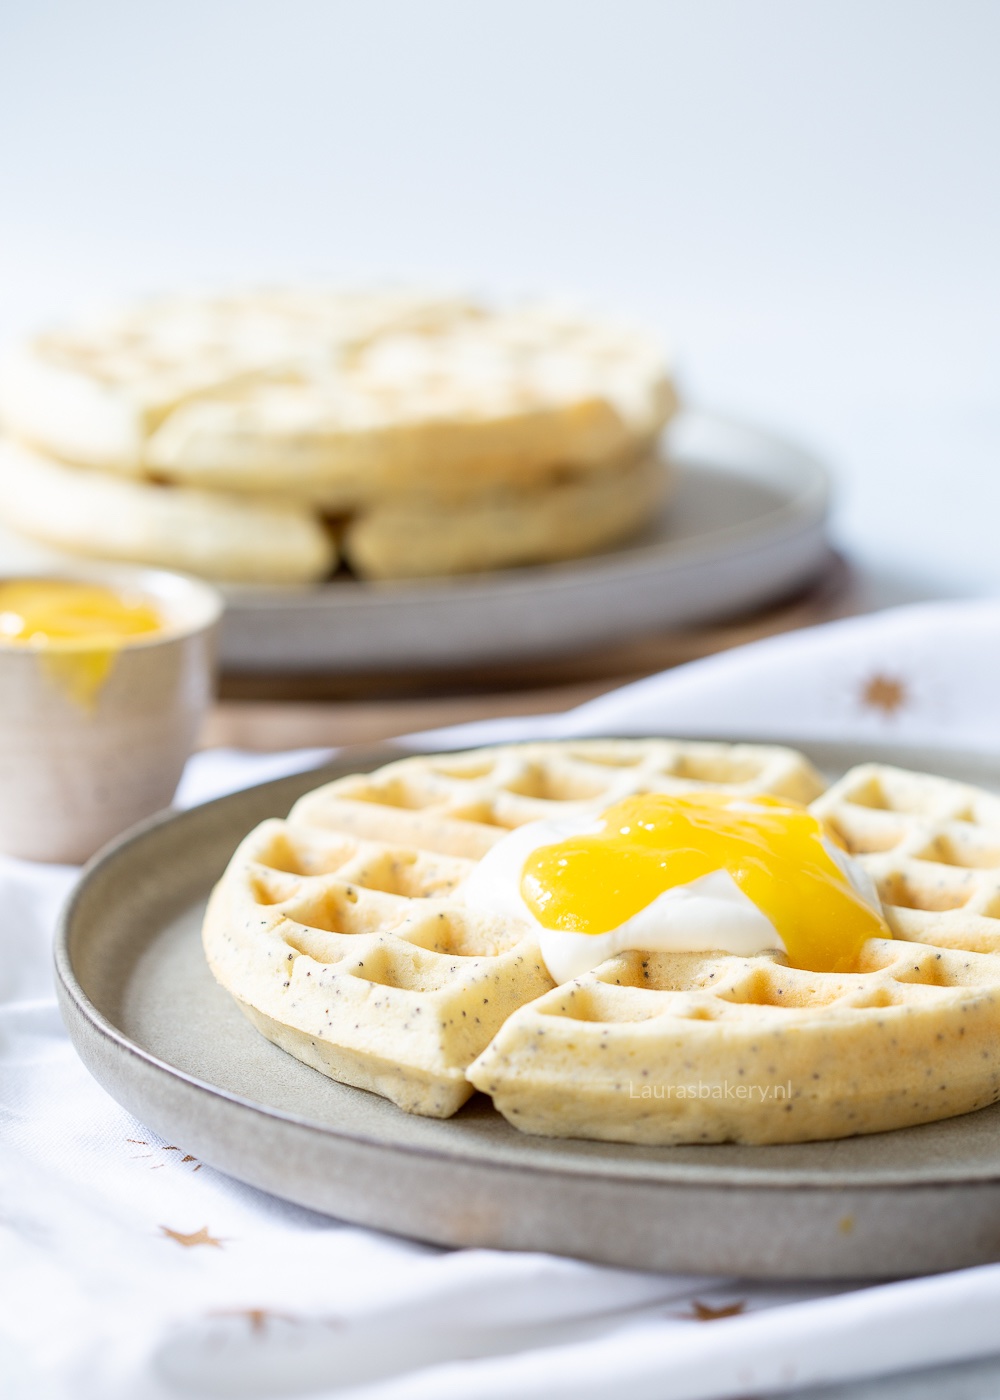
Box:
left=0, top=291, right=678, bottom=584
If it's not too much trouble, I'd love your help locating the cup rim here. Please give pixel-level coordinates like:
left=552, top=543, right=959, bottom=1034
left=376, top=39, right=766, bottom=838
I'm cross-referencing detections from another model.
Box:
left=0, top=561, right=224, bottom=652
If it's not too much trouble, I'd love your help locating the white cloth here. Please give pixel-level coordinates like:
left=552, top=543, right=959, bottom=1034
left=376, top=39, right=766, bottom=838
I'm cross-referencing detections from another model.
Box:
left=414, top=596, right=1000, bottom=753
left=4, top=598, right=1000, bottom=1400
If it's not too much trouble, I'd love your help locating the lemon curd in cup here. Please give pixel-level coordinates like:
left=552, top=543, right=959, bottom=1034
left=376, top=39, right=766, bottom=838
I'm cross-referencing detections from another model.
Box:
left=0, top=578, right=164, bottom=707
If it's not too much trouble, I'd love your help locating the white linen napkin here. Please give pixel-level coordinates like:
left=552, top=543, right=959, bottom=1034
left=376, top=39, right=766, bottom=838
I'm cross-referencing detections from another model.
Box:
left=4, top=597, right=1000, bottom=1400
left=413, top=596, right=1000, bottom=753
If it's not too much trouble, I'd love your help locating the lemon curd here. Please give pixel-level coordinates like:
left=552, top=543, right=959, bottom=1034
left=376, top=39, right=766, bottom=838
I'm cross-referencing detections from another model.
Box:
left=520, top=791, right=891, bottom=974
left=0, top=579, right=163, bottom=707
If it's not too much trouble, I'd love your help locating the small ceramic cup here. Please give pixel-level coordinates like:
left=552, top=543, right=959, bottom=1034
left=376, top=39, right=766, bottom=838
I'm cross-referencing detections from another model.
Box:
left=0, top=562, right=223, bottom=863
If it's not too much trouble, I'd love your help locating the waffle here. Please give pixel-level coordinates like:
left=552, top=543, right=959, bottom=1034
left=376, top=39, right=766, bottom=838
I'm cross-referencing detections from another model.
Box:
left=340, top=452, right=670, bottom=578
left=285, top=739, right=826, bottom=839
left=811, top=763, right=1000, bottom=955
left=468, top=942, right=1000, bottom=1144
left=469, top=761, right=1000, bottom=1144
left=203, top=740, right=824, bottom=1115
left=0, top=439, right=335, bottom=585
left=0, top=291, right=675, bottom=502
left=0, top=436, right=663, bottom=585
left=202, top=820, right=552, bottom=1117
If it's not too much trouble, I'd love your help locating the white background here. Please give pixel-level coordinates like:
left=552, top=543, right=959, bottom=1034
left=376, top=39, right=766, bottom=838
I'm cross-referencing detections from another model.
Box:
left=1, top=0, right=998, bottom=599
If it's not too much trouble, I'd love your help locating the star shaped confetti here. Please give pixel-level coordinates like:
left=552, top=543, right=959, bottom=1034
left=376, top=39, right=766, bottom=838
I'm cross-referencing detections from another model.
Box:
left=127, top=1139, right=202, bottom=1171
left=207, top=1308, right=344, bottom=1335
left=159, top=1225, right=224, bottom=1249
left=859, top=673, right=909, bottom=716
left=682, top=1299, right=747, bottom=1322
left=210, top=1308, right=285, bottom=1335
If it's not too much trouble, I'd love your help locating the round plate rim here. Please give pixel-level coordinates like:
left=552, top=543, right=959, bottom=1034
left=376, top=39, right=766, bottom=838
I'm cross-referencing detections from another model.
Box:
left=220, top=410, right=830, bottom=613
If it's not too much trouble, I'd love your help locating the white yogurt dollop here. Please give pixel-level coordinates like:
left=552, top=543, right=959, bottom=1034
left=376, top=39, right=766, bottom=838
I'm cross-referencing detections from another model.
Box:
left=457, top=812, right=881, bottom=984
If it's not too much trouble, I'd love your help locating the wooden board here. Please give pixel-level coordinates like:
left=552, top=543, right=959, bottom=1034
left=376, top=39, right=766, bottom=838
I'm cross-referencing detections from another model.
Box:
left=206, top=554, right=854, bottom=751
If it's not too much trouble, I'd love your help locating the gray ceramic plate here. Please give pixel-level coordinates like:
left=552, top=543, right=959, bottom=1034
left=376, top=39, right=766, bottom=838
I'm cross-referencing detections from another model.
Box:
left=217, top=412, right=831, bottom=672
left=55, top=740, right=1000, bottom=1280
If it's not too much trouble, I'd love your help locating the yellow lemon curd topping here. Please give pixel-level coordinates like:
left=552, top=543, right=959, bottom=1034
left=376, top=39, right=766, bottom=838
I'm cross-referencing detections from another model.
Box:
left=0, top=579, right=162, bottom=645
left=0, top=579, right=163, bottom=707
left=520, top=791, right=891, bottom=974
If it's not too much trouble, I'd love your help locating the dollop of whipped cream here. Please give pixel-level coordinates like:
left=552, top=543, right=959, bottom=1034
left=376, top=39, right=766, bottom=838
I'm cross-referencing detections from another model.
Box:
left=457, top=809, right=883, bottom=984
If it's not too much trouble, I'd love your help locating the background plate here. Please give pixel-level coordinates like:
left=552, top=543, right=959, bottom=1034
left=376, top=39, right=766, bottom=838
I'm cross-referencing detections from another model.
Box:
left=56, top=739, right=1000, bottom=1281
left=218, top=411, right=831, bottom=672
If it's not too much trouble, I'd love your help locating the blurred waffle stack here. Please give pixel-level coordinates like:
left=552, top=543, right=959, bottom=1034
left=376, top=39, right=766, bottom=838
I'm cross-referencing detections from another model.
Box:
left=0, top=290, right=678, bottom=584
